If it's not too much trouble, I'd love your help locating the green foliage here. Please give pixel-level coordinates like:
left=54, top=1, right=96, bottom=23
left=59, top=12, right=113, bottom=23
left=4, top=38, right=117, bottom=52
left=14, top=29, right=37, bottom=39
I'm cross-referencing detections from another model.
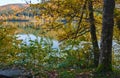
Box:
left=114, top=9, right=120, bottom=29
left=0, top=25, right=21, bottom=65
left=58, top=39, right=94, bottom=69
left=13, top=35, right=60, bottom=75
left=59, top=70, right=76, bottom=78
left=112, top=26, right=120, bottom=70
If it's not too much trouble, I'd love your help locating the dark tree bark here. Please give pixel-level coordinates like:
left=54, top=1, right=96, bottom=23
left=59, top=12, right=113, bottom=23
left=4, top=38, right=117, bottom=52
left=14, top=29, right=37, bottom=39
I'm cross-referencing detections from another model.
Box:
left=88, top=0, right=99, bottom=67
left=97, top=0, right=115, bottom=72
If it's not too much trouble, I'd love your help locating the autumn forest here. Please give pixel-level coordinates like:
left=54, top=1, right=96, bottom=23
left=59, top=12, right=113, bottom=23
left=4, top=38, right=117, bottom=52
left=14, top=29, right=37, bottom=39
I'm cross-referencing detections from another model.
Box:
left=0, top=0, right=120, bottom=78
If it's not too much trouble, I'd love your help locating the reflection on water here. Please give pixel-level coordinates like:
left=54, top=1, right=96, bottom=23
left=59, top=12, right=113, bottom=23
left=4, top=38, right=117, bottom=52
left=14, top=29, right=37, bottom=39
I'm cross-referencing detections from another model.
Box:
left=2, top=21, right=41, bottom=28
left=2, top=21, right=42, bottom=35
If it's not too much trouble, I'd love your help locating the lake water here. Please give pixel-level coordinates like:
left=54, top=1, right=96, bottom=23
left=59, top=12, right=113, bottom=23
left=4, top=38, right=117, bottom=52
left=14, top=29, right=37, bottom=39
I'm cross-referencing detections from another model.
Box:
left=16, top=34, right=60, bottom=49
left=16, top=34, right=120, bottom=54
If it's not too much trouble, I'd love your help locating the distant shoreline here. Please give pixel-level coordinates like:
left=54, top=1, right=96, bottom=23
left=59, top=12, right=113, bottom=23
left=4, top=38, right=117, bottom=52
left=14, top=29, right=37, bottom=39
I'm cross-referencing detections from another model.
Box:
left=0, top=19, right=29, bottom=22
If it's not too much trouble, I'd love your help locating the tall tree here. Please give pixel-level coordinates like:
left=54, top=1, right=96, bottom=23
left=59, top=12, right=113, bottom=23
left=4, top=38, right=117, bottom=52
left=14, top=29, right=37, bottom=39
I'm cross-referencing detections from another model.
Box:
left=88, top=0, right=99, bottom=67
left=97, top=0, right=115, bottom=72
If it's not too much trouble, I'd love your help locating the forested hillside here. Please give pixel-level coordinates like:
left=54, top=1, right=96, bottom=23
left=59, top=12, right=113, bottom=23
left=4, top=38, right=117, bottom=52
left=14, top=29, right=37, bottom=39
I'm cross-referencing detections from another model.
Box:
left=0, top=4, right=40, bottom=21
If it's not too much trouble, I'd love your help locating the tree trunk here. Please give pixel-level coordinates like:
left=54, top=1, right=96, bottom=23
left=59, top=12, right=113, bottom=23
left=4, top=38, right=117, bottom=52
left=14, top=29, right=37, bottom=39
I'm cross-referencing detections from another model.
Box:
left=88, top=0, right=99, bottom=67
left=97, top=0, right=115, bottom=72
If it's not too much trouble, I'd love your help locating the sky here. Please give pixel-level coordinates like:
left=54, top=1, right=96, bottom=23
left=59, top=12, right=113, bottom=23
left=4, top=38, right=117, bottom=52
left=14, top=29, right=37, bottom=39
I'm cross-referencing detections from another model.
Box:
left=0, top=0, right=40, bottom=6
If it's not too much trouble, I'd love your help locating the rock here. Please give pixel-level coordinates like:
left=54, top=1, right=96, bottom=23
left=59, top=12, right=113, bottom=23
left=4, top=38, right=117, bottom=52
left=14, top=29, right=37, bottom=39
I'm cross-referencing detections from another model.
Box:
left=0, top=69, right=24, bottom=77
